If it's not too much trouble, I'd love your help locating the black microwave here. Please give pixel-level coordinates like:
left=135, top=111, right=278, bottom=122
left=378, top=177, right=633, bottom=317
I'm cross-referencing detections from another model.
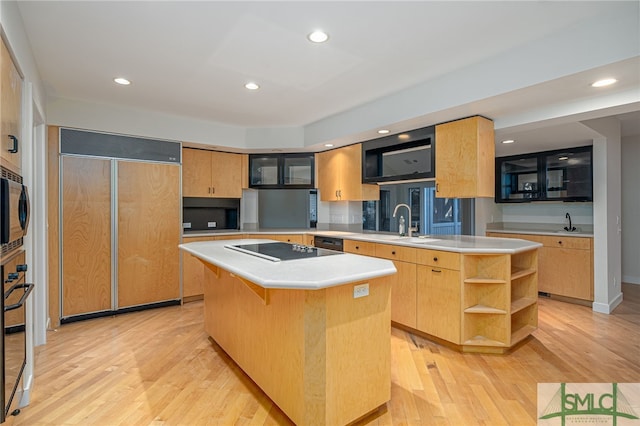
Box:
left=362, top=125, right=435, bottom=183
left=1, top=168, right=30, bottom=250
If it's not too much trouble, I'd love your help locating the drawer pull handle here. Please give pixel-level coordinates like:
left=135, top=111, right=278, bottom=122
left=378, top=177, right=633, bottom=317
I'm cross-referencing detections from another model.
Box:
left=432, top=269, right=442, bottom=273
left=391, top=251, right=396, bottom=255
left=558, top=241, right=563, bottom=244
left=355, top=246, right=360, bottom=249
left=433, top=257, right=438, bottom=262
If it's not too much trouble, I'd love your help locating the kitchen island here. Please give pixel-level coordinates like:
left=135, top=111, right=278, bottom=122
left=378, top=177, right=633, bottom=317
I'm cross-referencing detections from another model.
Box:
left=180, top=239, right=396, bottom=426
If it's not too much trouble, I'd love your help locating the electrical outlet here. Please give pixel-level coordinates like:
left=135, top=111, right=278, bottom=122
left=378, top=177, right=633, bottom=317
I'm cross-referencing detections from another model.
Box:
left=353, top=283, right=369, bottom=299
left=208, top=221, right=217, bottom=228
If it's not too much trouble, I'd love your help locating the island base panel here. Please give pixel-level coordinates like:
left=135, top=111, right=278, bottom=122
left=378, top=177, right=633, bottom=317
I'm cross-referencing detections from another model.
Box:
left=203, top=263, right=391, bottom=426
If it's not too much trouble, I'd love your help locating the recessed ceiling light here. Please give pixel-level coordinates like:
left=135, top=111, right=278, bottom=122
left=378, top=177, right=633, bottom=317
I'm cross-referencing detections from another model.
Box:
left=591, top=78, right=617, bottom=88
left=378, top=129, right=390, bottom=134
left=308, top=30, right=329, bottom=43
left=324, top=143, right=334, bottom=147
left=114, top=77, right=131, bottom=85
left=558, top=156, right=569, bottom=160
left=245, top=82, right=260, bottom=90
left=501, top=139, right=515, bottom=144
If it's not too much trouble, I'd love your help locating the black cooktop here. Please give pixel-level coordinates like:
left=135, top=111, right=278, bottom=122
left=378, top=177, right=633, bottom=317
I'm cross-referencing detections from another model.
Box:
left=225, top=242, right=343, bottom=262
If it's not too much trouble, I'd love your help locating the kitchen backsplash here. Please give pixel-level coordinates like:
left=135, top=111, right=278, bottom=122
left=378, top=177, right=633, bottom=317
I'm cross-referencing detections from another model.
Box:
left=499, top=202, right=593, bottom=225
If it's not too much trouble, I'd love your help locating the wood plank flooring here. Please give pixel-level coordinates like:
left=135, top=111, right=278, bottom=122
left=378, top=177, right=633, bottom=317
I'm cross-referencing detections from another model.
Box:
left=13, top=283, right=640, bottom=425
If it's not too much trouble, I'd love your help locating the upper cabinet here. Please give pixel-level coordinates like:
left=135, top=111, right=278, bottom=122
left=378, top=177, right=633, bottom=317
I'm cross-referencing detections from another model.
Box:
left=1, top=38, right=23, bottom=174
left=249, top=153, right=314, bottom=189
left=182, top=147, right=243, bottom=198
left=316, top=144, right=379, bottom=202
left=495, top=145, right=592, bottom=203
left=435, top=116, right=495, bottom=198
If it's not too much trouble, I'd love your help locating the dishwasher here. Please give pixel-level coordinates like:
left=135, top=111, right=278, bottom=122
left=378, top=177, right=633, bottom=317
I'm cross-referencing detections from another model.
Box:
left=313, top=235, right=344, bottom=252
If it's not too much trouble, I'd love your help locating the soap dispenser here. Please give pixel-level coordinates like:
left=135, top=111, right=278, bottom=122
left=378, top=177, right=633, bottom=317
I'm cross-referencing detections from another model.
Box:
left=398, top=215, right=405, bottom=236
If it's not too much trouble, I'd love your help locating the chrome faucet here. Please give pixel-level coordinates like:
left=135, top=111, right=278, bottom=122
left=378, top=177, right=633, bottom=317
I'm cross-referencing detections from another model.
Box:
left=392, top=203, right=417, bottom=237
left=564, top=212, right=576, bottom=232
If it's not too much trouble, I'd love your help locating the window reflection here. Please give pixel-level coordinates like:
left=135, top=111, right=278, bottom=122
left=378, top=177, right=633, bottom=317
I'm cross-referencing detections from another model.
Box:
left=362, top=182, right=472, bottom=235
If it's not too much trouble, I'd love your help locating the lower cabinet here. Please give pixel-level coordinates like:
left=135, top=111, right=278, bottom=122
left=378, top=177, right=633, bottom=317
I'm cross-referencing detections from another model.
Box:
left=416, top=265, right=461, bottom=344
left=487, top=232, right=593, bottom=301
left=182, top=235, right=240, bottom=301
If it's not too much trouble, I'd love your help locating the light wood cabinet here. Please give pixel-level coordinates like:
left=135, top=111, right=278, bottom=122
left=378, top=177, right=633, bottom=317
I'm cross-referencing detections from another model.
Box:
left=416, top=251, right=461, bottom=343
left=117, top=161, right=181, bottom=308
left=1, top=38, right=23, bottom=174
left=61, top=156, right=112, bottom=317
left=417, top=265, right=461, bottom=344
left=374, top=244, right=417, bottom=328
left=343, top=240, right=376, bottom=256
left=461, top=251, right=538, bottom=351
left=182, top=148, right=243, bottom=198
left=341, top=236, right=538, bottom=353
left=435, top=116, right=494, bottom=198
left=316, top=144, right=379, bottom=201
left=60, top=157, right=181, bottom=320
left=182, top=234, right=239, bottom=301
left=487, top=232, right=593, bottom=301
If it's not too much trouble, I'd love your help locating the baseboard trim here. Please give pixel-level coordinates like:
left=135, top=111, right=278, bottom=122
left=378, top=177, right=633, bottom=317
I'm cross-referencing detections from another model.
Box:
left=592, top=291, right=624, bottom=314
left=622, top=275, right=640, bottom=285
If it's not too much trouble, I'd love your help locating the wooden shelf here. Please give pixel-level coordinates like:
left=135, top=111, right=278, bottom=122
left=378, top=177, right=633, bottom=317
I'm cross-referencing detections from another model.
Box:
left=511, top=325, right=537, bottom=345
left=511, top=297, right=536, bottom=314
left=463, top=335, right=507, bottom=347
left=511, top=267, right=536, bottom=281
left=463, top=277, right=507, bottom=284
left=464, top=305, right=507, bottom=314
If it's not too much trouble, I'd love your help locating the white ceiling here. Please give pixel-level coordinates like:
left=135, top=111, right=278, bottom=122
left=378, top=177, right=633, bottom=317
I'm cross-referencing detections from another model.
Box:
left=15, top=1, right=640, bottom=154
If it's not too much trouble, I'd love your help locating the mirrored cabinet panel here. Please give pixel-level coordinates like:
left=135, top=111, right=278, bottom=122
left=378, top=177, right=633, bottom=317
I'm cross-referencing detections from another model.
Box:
left=495, top=145, right=592, bottom=203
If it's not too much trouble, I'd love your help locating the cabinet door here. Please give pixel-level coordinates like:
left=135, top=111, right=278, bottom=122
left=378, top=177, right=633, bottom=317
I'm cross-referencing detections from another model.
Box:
left=390, top=261, right=417, bottom=328
left=118, top=161, right=180, bottom=307
left=435, top=116, right=494, bottom=198
left=210, top=151, right=243, bottom=198
left=182, top=236, right=216, bottom=299
left=317, top=149, right=341, bottom=201
left=61, top=156, right=112, bottom=317
left=339, top=144, right=379, bottom=201
left=182, top=148, right=213, bottom=197
left=538, top=246, right=593, bottom=300
left=416, top=265, right=461, bottom=343
left=1, top=39, right=22, bottom=174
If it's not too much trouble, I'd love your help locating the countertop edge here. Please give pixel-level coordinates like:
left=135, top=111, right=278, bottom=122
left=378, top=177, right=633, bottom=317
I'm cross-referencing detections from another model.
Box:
left=180, top=240, right=397, bottom=290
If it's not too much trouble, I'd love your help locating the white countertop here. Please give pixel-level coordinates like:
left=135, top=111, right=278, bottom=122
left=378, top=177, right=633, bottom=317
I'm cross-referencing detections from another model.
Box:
left=485, top=222, right=593, bottom=238
left=180, top=239, right=397, bottom=290
left=183, top=230, right=542, bottom=254
left=329, top=233, right=542, bottom=254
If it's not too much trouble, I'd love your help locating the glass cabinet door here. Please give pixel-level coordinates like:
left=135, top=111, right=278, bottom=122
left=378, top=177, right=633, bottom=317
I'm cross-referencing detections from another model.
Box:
left=283, top=156, right=313, bottom=186
left=250, top=157, right=279, bottom=186
left=544, top=149, right=592, bottom=200
left=497, top=156, right=541, bottom=201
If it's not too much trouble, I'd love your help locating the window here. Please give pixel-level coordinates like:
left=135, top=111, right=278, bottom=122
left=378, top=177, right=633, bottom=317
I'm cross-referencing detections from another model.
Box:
left=362, top=182, right=473, bottom=235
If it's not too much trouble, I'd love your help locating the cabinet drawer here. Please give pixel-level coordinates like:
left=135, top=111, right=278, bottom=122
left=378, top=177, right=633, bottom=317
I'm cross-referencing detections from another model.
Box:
left=487, top=232, right=591, bottom=250
left=416, top=249, right=460, bottom=270
left=374, top=243, right=416, bottom=263
left=344, top=240, right=376, bottom=256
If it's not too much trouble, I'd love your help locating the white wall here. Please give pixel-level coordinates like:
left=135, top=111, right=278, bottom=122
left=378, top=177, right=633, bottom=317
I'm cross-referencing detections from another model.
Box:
left=621, top=134, right=640, bottom=284
left=585, top=117, right=623, bottom=314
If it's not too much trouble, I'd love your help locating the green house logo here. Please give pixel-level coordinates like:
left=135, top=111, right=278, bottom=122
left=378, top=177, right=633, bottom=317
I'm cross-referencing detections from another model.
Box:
left=539, top=383, right=639, bottom=425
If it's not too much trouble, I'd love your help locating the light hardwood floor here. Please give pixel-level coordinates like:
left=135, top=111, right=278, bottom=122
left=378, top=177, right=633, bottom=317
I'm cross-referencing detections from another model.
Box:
left=14, top=284, right=640, bottom=426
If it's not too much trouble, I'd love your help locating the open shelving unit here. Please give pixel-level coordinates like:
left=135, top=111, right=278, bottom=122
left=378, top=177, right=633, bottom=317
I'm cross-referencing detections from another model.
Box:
left=461, top=249, right=538, bottom=353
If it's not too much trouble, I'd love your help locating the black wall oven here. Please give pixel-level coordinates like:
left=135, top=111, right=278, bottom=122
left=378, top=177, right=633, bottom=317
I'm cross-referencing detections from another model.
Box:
left=1, top=166, right=30, bottom=255
left=1, top=249, right=32, bottom=423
